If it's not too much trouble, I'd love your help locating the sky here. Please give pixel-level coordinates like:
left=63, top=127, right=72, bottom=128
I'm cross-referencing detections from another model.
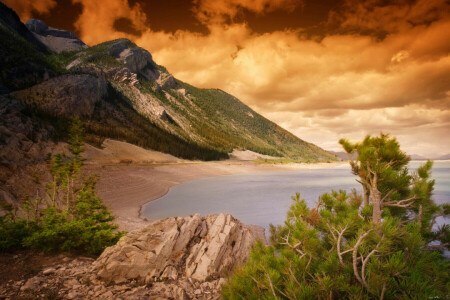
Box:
left=5, top=0, right=450, bottom=157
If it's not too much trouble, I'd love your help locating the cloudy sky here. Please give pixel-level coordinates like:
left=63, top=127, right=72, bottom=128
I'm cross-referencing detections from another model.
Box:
left=6, top=0, right=450, bottom=157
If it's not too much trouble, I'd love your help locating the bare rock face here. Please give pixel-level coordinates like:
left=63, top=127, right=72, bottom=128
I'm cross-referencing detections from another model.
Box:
left=93, top=214, right=257, bottom=284
left=108, top=39, right=154, bottom=74
left=10, top=74, right=108, bottom=117
left=119, top=48, right=153, bottom=74
left=25, top=19, right=48, bottom=35
left=25, top=19, right=87, bottom=53
left=106, top=39, right=180, bottom=90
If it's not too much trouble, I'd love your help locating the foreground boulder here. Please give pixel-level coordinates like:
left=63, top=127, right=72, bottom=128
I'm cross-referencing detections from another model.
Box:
left=0, top=214, right=262, bottom=299
left=93, top=213, right=257, bottom=284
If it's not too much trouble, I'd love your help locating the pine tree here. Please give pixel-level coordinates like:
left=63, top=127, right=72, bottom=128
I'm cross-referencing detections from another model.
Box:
left=0, top=119, right=123, bottom=255
left=223, top=134, right=449, bottom=299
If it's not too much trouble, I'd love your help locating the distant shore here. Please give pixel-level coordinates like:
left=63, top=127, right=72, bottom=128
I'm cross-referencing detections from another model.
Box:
left=88, top=159, right=348, bottom=232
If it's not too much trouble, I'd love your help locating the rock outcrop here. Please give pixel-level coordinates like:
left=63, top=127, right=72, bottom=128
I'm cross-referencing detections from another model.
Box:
left=106, top=39, right=180, bottom=89
left=94, top=213, right=257, bottom=284
left=10, top=74, right=108, bottom=117
left=0, top=255, right=226, bottom=299
left=25, top=19, right=87, bottom=53
left=108, top=39, right=154, bottom=73
left=0, top=214, right=263, bottom=299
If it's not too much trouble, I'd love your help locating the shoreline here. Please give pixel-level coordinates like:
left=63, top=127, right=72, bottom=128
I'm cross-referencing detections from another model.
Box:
left=88, top=160, right=348, bottom=232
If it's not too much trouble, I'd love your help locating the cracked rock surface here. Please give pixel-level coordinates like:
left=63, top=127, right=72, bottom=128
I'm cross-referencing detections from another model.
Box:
left=0, top=214, right=261, bottom=299
left=94, top=213, right=257, bottom=284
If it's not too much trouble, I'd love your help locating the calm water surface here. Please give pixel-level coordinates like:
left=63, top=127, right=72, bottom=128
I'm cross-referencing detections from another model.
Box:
left=142, top=161, right=450, bottom=232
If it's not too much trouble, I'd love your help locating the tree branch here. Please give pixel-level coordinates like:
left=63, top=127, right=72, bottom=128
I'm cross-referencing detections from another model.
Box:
left=280, top=230, right=306, bottom=257
left=427, top=243, right=449, bottom=251
left=266, top=271, right=278, bottom=300
left=383, top=196, right=416, bottom=208
left=362, top=235, right=384, bottom=288
left=380, top=189, right=395, bottom=203
left=380, top=282, right=386, bottom=300
left=337, top=224, right=349, bottom=265
left=353, top=230, right=372, bottom=285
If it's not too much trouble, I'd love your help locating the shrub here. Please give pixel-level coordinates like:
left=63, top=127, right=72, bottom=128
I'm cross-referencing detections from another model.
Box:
left=0, top=118, right=123, bottom=255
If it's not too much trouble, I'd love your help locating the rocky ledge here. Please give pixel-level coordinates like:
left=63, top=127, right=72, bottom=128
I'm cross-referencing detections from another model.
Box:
left=25, top=19, right=87, bottom=53
left=0, top=214, right=262, bottom=299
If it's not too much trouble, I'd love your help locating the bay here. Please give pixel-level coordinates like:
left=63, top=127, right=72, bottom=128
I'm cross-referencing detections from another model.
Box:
left=142, top=161, right=450, bottom=232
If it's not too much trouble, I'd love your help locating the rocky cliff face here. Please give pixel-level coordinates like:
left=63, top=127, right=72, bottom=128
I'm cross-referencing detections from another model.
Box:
left=25, top=19, right=87, bottom=53
left=0, top=214, right=261, bottom=299
left=11, top=74, right=108, bottom=117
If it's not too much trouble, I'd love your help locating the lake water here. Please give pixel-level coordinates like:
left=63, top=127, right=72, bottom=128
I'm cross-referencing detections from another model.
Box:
left=142, top=161, right=450, bottom=232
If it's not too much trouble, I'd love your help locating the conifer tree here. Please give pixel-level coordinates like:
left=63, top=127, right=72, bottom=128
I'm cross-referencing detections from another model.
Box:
left=0, top=118, right=123, bottom=254
left=223, top=134, right=449, bottom=299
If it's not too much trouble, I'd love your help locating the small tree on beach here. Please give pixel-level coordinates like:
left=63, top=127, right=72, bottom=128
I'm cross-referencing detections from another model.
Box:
left=0, top=118, right=123, bottom=255
left=339, top=134, right=438, bottom=225
left=223, top=134, right=449, bottom=299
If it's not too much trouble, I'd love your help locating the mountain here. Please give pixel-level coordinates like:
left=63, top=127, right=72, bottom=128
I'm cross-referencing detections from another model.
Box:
left=0, top=3, right=336, bottom=162
left=435, top=154, right=450, bottom=160
left=409, top=154, right=429, bottom=160
left=25, top=19, right=88, bottom=53
left=327, top=151, right=358, bottom=161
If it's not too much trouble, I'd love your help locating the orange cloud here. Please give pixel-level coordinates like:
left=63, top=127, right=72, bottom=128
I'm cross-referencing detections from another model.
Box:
left=266, top=105, right=450, bottom=156
left=329, top=0, right=449, bottom=34
left=192, top=0, right=303, bottom=24
left=19, top=0, right=450, bottom=156
left=70, top=0, right=449, bottom=156
left=2, top=0, right=56, bottom=21
left=72, top=0, right=147, bottom=46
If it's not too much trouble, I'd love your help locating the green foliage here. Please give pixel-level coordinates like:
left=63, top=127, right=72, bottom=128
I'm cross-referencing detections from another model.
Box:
left=0, top=119, right=123, bottom=255
left=83, top=84, right=229, bottom=160
left=224, top=135, right=449, bottom=299
left=224, top=192, right=449, bottom=299
left=173, top=81, right=337, bottom=161
left=339, top=134, right=443, bottom=237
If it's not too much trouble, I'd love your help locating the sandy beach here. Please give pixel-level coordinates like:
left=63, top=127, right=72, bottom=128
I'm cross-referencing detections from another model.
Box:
left=83, top=139, right=347, bottom=231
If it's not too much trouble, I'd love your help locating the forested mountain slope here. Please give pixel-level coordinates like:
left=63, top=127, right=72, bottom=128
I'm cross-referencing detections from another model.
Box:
left=0, top=2, right=338, bottom=164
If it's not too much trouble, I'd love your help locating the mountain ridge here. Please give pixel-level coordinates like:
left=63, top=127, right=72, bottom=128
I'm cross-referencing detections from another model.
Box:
left=4, top=19, right=337, bottom=160
left=0, top=2, right=339, bottom=161
left=0, top=2, right=338, bottom=205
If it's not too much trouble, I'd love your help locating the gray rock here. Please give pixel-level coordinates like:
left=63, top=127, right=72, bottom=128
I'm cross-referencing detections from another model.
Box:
left=93, top=214, right=257, bottom=283
left=25, top=19, right=87, bottom=53
left=10, top=74, right=108, bottom=117
left=42, top=268, right=55, bottom=275
left=25, top=19, right=48, bottom=34
left=108, top=39, right=133, bottom=57
left=120, top=48, right=153, bottom=74
left=20, top=276, right=43, bottom=291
